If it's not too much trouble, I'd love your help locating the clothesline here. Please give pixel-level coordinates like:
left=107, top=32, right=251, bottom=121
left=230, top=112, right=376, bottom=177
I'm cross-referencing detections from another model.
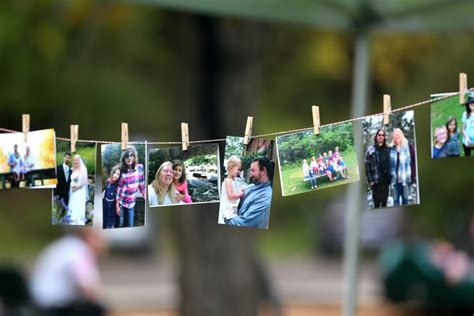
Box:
left=0, top=92, right=460, bottom=145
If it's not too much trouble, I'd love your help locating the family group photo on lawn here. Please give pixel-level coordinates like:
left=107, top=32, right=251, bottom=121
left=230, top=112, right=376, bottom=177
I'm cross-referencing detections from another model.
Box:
left=53, top=140, right=96, bottom=226
left=147, top=143, right=220, bottom=207
left=101, top=144, right=146, bottom=229
left=363, top=110, right=419, bottom=209
left=218, top=136, right=275, bottom=230
left=0, top=129, right=57, bottom=190
left=431, top=91, right=474, bottom=159
left=275, top=122, right=359, bottom=197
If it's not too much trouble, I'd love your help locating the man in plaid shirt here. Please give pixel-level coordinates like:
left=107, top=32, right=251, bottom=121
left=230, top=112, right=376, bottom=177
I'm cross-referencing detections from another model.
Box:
left=116, top=146, right=145, bottom=227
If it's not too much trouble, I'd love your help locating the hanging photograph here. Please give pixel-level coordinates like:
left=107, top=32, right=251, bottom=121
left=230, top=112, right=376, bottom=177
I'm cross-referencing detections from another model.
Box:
left=147, top=143, right=220, bottom=207
left=218, top=136, right=275, bottom=230
left=275, top=122, right=359, bottom=197
left=0, top=129, right=57, bottom=190
left=430, top=91, right=474, bottom=159
left=52, top=140, right=97, bottom=226
left=363, top=110, right=420, bottom=209
left=101, top=144, right=146, bottom=229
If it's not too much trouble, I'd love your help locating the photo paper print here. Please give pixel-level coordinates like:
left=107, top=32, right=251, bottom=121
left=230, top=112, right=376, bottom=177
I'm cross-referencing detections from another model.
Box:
left=52, top=140, right=97, bottom=226
left=218, top=136, right=275, bottom=230
left=276, top=122, right=359, bottom=197
left=147, top=143, right=220, bottom=207
left=363, top=111, right=420, bottom=209
left=430, top=91, right=474, bottom=159
left=0, top=129, right=57, bottom=190
left=101, top=143, right=146, bottom=229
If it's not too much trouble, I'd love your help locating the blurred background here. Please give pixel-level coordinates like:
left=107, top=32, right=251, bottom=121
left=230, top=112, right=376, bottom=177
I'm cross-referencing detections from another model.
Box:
left=0, top=1, right=473, bottom=316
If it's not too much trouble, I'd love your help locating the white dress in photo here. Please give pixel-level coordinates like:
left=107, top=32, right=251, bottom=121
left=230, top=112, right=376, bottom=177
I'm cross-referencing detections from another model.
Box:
left=218, top=177, right=247, bottom=224
left=68, top=170, right=86, bottom=225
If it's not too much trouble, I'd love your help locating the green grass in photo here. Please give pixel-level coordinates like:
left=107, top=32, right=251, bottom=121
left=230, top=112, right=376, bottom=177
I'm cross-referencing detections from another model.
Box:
left=281, top=150, right=359, bottom=196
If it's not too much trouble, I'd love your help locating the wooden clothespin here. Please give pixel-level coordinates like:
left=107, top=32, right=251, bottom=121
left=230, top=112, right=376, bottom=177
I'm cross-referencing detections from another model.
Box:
left=70, top=125, right=79, bottom=152
left=312, top=106, right=320, bottom=135
left=243, top=116, right=253, bottom=145
left=181, top=122, right=189, bottom=151
left=383, top=94, right=391, bottom=125
left=459, top=72, right=467, bottom=104
left=22, top=114, right=30, bottom=142
left=121, top=122, right=128, bottom=150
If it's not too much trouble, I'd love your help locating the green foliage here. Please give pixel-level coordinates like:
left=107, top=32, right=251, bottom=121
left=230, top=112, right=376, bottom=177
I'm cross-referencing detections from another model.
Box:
left=101, top=144, right=122, bottom=178
left=56, top=140, right=97, bottom=176
left=277, top=122, right=355, bottom=164
left=362, top=111, right=416, bottom=149
left=186, top=154, right=216, bottom=166
left=241, top=151, right=264, bottom=172
left=101, top=144, right=146, bottom=186
left=224, top=136, right=244, bottom=160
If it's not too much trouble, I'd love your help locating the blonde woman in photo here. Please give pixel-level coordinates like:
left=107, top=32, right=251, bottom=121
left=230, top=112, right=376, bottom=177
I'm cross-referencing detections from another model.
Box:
left=432, top=126, right=448, bottom=159
left=389, top=128, right=416, bottom=206
left=149, top=161, right=182, bottom=206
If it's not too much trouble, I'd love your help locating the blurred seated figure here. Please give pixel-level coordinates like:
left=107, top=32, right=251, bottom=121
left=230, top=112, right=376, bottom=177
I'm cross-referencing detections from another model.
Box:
left=430, top=240, right=472, bottom=285
left=380, top=237, right=474, bottom=315
left=0, top=265, right=32, bottom=316
left=30, top=228, right=107, bottom=316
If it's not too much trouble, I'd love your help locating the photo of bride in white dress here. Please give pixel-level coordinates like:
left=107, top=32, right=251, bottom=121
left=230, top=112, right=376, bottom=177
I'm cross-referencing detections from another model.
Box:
left=68, top=154, right=88, bottom=225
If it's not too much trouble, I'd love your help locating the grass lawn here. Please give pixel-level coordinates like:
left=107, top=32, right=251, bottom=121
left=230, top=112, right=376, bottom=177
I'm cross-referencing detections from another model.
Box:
left=431, top=95, right=465, bottom=157
left=280, top=151, right=360, bottom=196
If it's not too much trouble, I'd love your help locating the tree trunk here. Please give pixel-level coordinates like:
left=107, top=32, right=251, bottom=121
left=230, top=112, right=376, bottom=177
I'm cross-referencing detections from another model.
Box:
left=171, top=14, right=266, bottom=316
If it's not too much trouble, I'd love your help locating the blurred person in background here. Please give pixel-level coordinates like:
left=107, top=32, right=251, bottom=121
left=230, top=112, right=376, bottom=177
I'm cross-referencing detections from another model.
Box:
left=381, top=214, right=474, bottom=314
left=29, top=227, right=107, bottom=316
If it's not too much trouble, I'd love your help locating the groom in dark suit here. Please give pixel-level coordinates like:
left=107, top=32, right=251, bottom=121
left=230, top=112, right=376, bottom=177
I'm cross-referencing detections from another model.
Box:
left=54, top=152, right=72, bottom=205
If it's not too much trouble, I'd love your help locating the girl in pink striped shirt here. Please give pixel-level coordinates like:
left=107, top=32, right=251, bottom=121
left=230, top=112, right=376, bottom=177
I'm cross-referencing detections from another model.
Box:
left=116, top=146, right=145, bottom=227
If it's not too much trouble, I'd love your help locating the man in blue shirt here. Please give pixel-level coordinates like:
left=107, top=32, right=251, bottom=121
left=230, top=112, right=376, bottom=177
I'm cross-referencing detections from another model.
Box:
left=225, top=157, right=273, bottom=229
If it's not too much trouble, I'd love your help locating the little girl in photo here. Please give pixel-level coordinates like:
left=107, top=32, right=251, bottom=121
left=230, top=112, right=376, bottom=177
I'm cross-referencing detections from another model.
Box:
left=445, top=117, right=460, bottom=157
left=103, top=165, right=121, bottom=229
left=172, top=159, right=192, bottom=204
left=309, top=156, right=318, bottom=189
left=317, top=155, right=326, bottom=175
left=302, top=159, right=310, bottom=180
left=219, top=156, right=245, bottom=221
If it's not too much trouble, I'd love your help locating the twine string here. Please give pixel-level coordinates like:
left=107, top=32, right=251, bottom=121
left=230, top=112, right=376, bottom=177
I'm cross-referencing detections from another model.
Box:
left=0, top=92, right=460, bottom=145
